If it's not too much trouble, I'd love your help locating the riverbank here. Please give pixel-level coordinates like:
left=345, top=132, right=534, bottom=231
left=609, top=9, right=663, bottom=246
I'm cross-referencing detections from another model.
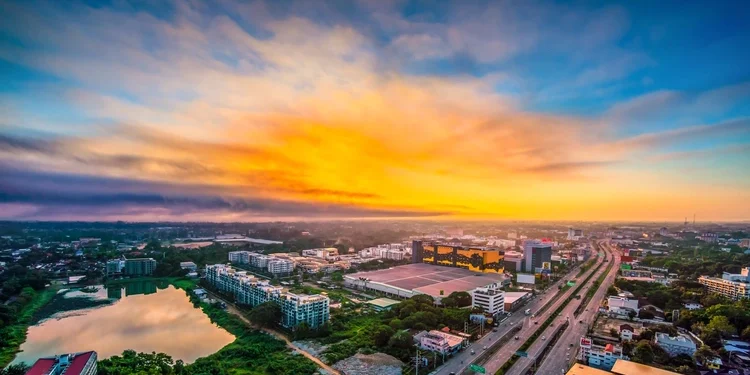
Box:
left=0, top=287, right=57, bottom=368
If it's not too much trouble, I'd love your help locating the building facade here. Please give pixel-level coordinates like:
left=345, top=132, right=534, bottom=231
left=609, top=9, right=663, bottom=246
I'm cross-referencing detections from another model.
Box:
left=579, top=340, right=625, bottom=371
left=698, top=268, right=750, bottom=301
left=471, top=284, right=505, bottom=316
left=106, top=260, right=124, bottom=276
left=654, top=333, right=697, bottom=357
left=523, top=240, right=552, bottom=273
left=418, top=243, right=504, bottom=273
left=228, top=250, right=251, bottom=264
left=419, top=330, right=466, bottom=354
left=267, top=258, right=295, bottom=275
left=124, top=258, right=156, bottom=276
left=205, top=264, right=329, bottom=328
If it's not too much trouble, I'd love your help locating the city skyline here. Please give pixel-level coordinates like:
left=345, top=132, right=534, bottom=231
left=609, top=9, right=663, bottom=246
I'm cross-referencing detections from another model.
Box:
left=1, top=0, right=749, bottom=222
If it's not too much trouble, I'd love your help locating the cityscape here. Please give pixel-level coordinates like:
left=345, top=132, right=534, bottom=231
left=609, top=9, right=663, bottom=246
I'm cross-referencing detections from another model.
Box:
left=1, top=1, right=749, bottom=375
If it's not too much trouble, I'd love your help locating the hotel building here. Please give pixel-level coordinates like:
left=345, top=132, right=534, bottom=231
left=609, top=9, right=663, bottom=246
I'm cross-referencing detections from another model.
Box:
left=698, top=267, right=750, bottom=301
left=471, top=283, right=505, bottom=316
left=205, top=264, right=329, bottom=328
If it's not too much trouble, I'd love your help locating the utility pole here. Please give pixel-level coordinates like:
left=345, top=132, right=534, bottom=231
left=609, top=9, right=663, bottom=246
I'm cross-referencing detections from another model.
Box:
left=415, top=347, right=420, bottom=375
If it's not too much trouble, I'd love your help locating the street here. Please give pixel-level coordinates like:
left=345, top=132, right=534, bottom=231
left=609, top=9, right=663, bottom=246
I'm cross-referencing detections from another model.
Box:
left=434, top=241, right=607, bottom=375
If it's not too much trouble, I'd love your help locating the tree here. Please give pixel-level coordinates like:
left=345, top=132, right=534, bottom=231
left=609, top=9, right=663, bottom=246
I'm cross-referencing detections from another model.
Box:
left=331, top=272, right=344, bottom=282
left=706, top=315, right=737, bottom=338
left=0, top=364, right=29, bottom=375
left=373, top=325, right=395, bottom=347
left=632, top=341, right=655, bottom=364
left=610, top=328, right=620, bottom=338
left=607, top=286, right=618, bottom=295
left=694, top=345, right=718, bottom=365
left=248, top=301, right=282, bottom=328
left=446, top=291, right=472, bottom=307
left=627, top=310, right=637, bottom=321
left=639, top=310, right=655, bottom=320
left=388, top=330, right=413, bottom=349
left=742, top=325, right=750, bottom=341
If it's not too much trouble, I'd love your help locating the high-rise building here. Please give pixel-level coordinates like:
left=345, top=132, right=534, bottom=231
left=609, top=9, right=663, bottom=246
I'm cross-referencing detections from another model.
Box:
left=267, top=258, right=294, bottom=275
left=523, top=240, right=552, bottom=273
left=698, top=267, right=750, bottom=300
left=124, top=258, right=156, bottom=276
left=470, top=283, right=505, bottom=316
left=106, top=260, right=124, bottom=276
left=568, top=228, right=583, bottom=240
left=228, top=251, right=251, bottom=264
left=205, top=264, right=329, bottom=328
left=26, top=351, right=97, bottom=375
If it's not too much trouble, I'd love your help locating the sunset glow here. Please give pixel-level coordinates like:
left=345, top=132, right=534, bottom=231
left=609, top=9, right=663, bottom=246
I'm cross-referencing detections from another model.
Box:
left=1, top=1, right=749, bottom=221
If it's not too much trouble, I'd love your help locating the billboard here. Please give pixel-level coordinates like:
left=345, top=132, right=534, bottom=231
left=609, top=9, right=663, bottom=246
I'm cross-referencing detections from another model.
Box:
left=580, top=337, right=592, bottom=348
left=620, top=264, right=632, bottom=270
left=542, top=262, right=552, bottom=270
left=517, top=273, right=536, bottom=284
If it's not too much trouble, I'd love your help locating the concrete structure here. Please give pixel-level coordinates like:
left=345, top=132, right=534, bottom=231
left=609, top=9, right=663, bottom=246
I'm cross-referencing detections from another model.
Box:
left=523, top=240, right=552, bottom=273
left=205, top=264, right=329, bottom=328
left=580, top=340, right=625, bottom=371
left=345, top=263, right=508, bottom=299
left=698, top=267, right=750, bottom=300
left=249, top=253, right=270, bottom=268
left=228, top=251, right=251, bottom=264
left=26, top=351, right=97, bottom=375
left=106, top=260, right=124, bottom=276
left=654, top=332, right=697, bottom=357
left=610, top=359, right=680, bottom=375
left=607, top=297, right=638, bottom=318
left=417, top=243, right=505, bottom=274
left=568, top=228, right=584, bottom=241
left=411, top=240, right=423, bottom=263
left=683, top=302, right=703, bottom=310
left=179, top=261, right=197, bottom=271
left=699, top=232, right=719, bottom=243
left=419, top=330, right=467, bottom=354
left=302, top=248, right=339, bottom=259
left=470, top=283, right=505, bottom=316
left=367, top=297, right=400, bottom=311
left=124, top=258, right=156, bottom=276
left=267, top=258, right=294, bottom=275
left=504, top=291, right=531, bottom=312
left=619, top=324, right=634, bottom=341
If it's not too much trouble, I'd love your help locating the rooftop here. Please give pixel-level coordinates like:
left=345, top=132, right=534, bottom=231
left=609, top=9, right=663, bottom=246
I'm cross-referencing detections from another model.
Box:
left=566, top=364, right=613, bottom=375
left=368, top=297, right=401, bottom=308
left=611, top=359, right=679, bottom=375
left=504, top=291, right=531, bottom=303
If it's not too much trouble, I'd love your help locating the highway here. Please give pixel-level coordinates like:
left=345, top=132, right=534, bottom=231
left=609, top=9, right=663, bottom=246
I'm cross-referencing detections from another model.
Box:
left=433, top=241, right=606, bottom=375
left=528, top=241, right=621, bottom=375
left=501, top=240, right=615, bottom=375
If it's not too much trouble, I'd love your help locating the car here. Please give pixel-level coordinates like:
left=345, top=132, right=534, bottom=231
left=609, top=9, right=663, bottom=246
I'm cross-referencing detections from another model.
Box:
left=570, top=343, right=574, bottom=347
left=450, top=373, right=456, bottom=375
left=534, top=321, right=538, bottom=325
left=579, top=320, right=584, bottom=324
left=542, top=336, right=546, bottom=340
left=471, top=350, right=475, bottom=355
left=492, top=328, right=498, bottom=332
left=515, top=336, right=519, bottom=340
left=483, top=346, right=487, bottom=350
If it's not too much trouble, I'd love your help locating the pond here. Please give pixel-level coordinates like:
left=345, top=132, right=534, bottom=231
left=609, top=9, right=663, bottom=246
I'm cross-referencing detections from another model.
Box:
left=12, top=281, right=235, bottom=366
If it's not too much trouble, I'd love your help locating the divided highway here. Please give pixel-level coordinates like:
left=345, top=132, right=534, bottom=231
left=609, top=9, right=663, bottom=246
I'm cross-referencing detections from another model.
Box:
left=434, top=241, right=607, bottom=375
left=503, top=241, right=618, bottom=375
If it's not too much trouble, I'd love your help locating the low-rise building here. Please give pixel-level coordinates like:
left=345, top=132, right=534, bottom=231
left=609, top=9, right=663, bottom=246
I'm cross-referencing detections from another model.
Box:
left=504, top=291, right=531, bottom=312
left=619, top=324, right=634, bottom=342
left=267, top=258, right=295, bottom=275
left=607, top=297, right=638, bottom=318
left=698, top=267, right=750, bottom=301
left=683, top=302, right=703, bottom=310
left=179, top=262, right=197, bottom=271
left=26, top=351, right=97, bottom=375
left=419, top=330, right=467, bottom=354
left=654, top=332, right=697, bottom=357
left=368, top=297, right=400, bottom=312
left=579, top=338, right=625, bottom=371
left=106, top=260, right=125, bottom=276
left=471, top=283, right=505, bottom=316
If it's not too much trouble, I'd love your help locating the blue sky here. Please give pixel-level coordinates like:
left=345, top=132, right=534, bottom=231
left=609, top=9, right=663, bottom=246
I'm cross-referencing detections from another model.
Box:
left=0, top=0, right=748, bottom=221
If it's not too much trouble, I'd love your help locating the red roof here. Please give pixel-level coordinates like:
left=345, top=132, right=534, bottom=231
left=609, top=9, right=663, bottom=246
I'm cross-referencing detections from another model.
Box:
left=65, top=351, right=95, bottom=375
left=605, top=344, right=615, bottom=352
left=25, top=358, right=56, bottom=375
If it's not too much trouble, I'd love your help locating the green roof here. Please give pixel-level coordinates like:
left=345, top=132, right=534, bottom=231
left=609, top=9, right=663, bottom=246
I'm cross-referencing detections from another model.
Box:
left=368, top=297, right=401, bottom=308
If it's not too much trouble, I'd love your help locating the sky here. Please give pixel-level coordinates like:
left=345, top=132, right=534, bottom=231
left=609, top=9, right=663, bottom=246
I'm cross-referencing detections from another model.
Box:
left=0, top=0, right=749, bottom=222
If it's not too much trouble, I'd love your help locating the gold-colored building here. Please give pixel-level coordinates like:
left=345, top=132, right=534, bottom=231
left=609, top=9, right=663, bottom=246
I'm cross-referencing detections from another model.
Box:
left=420, top=244, right=504, bottom=274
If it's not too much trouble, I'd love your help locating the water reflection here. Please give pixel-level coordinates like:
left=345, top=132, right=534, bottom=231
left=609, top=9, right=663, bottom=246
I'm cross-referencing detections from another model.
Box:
left=13, top=282, right=235, bottom=366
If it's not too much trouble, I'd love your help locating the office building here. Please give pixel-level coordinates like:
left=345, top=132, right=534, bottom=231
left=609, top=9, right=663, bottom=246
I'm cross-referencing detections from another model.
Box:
left=654, top=332, right=697, bottom=357
left=267, top=258, right=295, bottom=275
left=523, top=240, right=552, bottom=273
left=418, top=243, right=504, bottom=274
left=411, top=240, right=423, bottom=263
left=26, top=351, right=97, bottom=375
left=124, top=258, right=156, bottom=276
left=579, top=338, right=625, bottom=371
left=698, top=267, right=750, bottom=301
left=205, top=264, right=329, bottom=328
left=419, top=330, right=467, bottom=354
left=228, top=251, right=251, bottom=264
left=471, top=284, right=505, bottom=316
left=568, top=228, right=583, bottom=240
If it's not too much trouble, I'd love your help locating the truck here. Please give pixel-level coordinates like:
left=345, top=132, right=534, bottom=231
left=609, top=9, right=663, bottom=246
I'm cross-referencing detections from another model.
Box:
left=524, top=309, right=531, bottom=315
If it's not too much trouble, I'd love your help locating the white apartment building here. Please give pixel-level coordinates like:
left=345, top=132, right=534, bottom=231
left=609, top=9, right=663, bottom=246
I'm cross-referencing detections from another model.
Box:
left=358, top=243, right=410, bottom=261
left=302, top=248, right=339, bottom=259
left=654, top=333, right=697, bottom=357
left=267, top=258, right=295, bottom=275
left=228, top=251, right=251, bottom=264
left=471, top=284, right=505, bottom=316
left=205, top=264, right=329, bottom=328
left=698, top=267, right=750, bottom=301
left=250, top=253, right=270, bottom=269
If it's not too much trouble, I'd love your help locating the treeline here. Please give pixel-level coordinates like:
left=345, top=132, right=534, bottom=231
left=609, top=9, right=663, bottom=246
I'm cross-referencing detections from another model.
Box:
left=638, top=247, right=750, bottom=281
left=675, top=299, right=750, bottom=348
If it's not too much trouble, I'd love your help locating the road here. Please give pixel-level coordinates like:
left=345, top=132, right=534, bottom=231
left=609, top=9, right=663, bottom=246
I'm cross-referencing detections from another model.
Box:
left=529, top=241, right=620, bottom=375
left=434, top=242, right=605, bottom=375
left=501, top=241, right=615, bottom=375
